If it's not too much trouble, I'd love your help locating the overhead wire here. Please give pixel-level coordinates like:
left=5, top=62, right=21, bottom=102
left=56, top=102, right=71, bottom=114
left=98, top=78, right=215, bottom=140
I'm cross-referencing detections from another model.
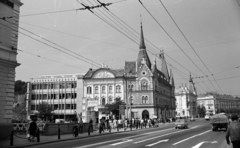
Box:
left=1, top=18, right=101, bottom=67
left=19, top=31, right=100, bottom=68
left=20, top=0, right=127, bottom=17
left=86, top=0, right=140, bottom=42
left=17, top=49, right=85, bottom=70
left=20, top=21, right=137, bottom=51
left=19, top=26, right=101, bottom=67
left=159, top=0, right=223, bottom=93
left=86, top=0, right=209, bottom=91
left=138, top=0, right=214, bottom=92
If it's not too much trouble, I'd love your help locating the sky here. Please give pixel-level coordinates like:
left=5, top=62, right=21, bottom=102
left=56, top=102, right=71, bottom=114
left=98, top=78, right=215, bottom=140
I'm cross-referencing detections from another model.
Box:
left=16, top=0, right=240, bottom=96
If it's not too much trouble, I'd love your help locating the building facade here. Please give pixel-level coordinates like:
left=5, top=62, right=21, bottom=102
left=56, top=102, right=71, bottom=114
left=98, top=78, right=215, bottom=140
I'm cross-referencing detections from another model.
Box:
left=0, top=0, right=23, bottom=139
left=197, top=93, right=240, bottom=115
left=82, top=24, right=176, bottom=123
left=27, top=74, right=84, bottom=121
left=175, top=76, right=198, bottom=118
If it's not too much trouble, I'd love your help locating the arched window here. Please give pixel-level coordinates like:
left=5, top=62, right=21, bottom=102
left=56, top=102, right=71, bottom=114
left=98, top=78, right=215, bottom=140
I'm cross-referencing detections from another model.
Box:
left=102, top=98, right=106, bottom=105
left=109, top=86, right=113, bottom=93
left=95, top=86, right=99, bottom=94
left=142, top=96, right=148, bottom=104
left=87, top=86, right=92, bottom=94
left=116, top=85, right=121, bottom=93
left=102, top=86, right=106, bottom=94
left=141, top=81, right=148, bottom=90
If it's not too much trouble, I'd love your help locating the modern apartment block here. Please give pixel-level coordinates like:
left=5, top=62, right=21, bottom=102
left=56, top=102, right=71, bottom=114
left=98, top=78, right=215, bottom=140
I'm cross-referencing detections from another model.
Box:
left=27, top=74, right=84, bottom=121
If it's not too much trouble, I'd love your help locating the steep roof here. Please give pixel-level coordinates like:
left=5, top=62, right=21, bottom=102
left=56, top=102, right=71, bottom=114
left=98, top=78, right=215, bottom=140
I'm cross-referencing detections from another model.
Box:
left=137, top=23, right=151, bottom=70
left=169, top=69, right=175, bottom=87
left=124, top=61, right=137, bottom=77
left=158, top=51, right=169, bottom=81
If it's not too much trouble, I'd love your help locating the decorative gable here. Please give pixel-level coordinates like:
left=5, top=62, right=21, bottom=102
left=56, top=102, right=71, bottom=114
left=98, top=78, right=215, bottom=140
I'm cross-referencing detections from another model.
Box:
left=92, top=70, right=115, bottom=78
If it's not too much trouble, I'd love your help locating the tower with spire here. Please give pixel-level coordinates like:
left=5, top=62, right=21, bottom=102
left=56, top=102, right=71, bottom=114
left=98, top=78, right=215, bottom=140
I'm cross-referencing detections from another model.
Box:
left=124, top=22, right=176, bottom=120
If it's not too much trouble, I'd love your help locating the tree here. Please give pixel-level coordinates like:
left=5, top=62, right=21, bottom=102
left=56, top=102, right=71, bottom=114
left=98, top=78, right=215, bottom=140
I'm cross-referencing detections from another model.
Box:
left=37, top=102, right=53, bottom=121
left=14, top=80, right=27, bottom=95
left=197, top=105, right=206, bottom=117
left=104, top=98, right=126, bottom=119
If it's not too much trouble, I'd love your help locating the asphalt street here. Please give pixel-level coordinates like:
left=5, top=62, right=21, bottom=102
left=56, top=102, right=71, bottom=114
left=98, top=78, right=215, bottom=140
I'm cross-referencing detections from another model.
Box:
left=25, top=120, right=231, bottom=148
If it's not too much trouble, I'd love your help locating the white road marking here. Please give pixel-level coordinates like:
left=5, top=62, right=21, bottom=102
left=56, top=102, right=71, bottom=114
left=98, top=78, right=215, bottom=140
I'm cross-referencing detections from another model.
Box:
left=192, top=141, right=218, bottom=148
left=146, top=139, right=169, bottom=147
left=76, top=127, right=176, bottom=148
left=134, top=126, right=198, bottom=144
left=172, top=130, right=211, bottom=145
left=111, top=139, right=133, bottom=145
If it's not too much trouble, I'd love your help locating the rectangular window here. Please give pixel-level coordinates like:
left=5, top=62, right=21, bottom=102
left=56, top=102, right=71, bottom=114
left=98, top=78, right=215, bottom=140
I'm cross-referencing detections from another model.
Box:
left=31, top=105, right=35, bottom=110
left=31, top=95, right=36, bottom=100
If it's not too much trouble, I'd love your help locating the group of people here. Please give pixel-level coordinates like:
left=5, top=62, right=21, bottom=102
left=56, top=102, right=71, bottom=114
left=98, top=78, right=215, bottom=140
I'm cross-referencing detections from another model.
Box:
left=95, top=117, right=173, bottom=134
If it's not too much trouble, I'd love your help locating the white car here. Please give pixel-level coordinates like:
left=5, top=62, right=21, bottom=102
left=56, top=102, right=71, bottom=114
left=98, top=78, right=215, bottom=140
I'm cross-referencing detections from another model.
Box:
left=205, top=115, right=210, bottom=120
left=190, top=116, right=195, bottom=121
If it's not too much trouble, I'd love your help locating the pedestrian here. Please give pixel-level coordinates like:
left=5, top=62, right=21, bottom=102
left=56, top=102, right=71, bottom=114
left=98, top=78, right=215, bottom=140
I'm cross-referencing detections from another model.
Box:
left=28, top=118, right=37, bottom=142
left=88, top=118, right=93, bottom=135
left=226, top=114, right=240, bottom=148
left=78, top=118, right=83, bottom=134
left=73, top=124, right=78, bottom=137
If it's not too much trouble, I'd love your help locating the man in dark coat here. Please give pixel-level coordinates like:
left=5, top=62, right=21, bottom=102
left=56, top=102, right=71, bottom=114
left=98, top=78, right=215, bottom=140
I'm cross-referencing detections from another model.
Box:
left=29, top=118, right=37, bottom=142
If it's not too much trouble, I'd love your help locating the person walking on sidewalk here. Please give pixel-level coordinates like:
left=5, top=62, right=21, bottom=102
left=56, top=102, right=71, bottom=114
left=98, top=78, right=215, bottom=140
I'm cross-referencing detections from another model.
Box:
left=226, top=114, right=240, bottom=148
left=28, top=118, right=37, bottom=142
left=88, top=118, right=93, bottom=135
left=78, top=118, right=83, bottom=134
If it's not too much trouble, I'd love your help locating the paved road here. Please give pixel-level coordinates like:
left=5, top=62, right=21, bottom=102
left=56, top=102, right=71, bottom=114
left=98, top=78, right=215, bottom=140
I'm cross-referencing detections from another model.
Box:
left=26, top=120, right=232, bottom=148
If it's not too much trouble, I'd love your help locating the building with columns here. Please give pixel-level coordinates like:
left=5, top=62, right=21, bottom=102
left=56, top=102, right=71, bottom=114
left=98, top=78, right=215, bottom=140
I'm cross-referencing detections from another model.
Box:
left=175, top=75, right=198, bottom=118
left=0, top=0, right=23, bottom=139
left=82, top=24, right=176, bottom=122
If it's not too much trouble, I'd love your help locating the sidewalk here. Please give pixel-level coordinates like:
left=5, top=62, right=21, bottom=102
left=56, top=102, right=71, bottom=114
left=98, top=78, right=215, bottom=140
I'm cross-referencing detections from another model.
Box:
left=0, top=123, right=174, bottom=148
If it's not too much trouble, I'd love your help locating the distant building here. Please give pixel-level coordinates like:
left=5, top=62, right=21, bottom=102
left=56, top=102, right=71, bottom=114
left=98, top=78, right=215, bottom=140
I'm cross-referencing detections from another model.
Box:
left=197, top=93, right=240, bottom=115
left=0, top=0, right=23, bottom=138
left=27, top=74, right=84, bottom=121
left=82, top=24, right=176, bottom=123
left=175, top=75, right=198, bottom=118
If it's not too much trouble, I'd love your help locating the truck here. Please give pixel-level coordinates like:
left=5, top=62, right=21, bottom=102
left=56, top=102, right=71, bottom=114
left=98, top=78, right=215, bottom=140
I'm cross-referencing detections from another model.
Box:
left=210, top=113, right=229, bottom=131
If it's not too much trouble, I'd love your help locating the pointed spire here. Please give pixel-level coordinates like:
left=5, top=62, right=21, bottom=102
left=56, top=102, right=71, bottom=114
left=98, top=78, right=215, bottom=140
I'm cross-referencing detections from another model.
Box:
left=169, top=69, right=175, bottom=87
left=137, top=20, right=151, bottom=70
left=189, top=73, right=193, bottom=83
left=139, top=21, right=146, bottom=49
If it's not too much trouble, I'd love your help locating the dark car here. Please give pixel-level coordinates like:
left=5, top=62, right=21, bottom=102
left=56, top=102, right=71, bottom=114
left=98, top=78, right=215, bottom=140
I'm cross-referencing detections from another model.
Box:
left=175, top=119, right=188, bottom=129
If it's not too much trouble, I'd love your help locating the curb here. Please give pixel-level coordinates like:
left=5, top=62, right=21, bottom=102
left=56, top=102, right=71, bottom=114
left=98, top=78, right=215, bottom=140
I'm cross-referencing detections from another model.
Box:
left=6, top=128, right=137, bottom=148
left=6, top=123, right=175, bottom=148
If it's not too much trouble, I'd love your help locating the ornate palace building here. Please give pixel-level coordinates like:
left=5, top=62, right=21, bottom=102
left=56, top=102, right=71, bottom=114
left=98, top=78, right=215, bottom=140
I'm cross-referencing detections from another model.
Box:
left=175, top=76, right=198, bottom=118
left=82, top=24, right=176, bottom=122
left=197, top=93, right=240, bottom=115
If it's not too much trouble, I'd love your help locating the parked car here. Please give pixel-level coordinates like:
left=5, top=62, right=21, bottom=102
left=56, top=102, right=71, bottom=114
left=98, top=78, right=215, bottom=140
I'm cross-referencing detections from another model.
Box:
left=175, top=119, right=188, bottom=129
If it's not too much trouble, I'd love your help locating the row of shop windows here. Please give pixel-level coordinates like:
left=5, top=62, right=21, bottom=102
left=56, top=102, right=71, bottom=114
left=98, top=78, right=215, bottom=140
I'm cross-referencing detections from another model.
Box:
left=31, top=104, right=77, bottom=110
left=31, top=93, right=77, bottom=100
left=31, top=82, right=77, bottom=90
